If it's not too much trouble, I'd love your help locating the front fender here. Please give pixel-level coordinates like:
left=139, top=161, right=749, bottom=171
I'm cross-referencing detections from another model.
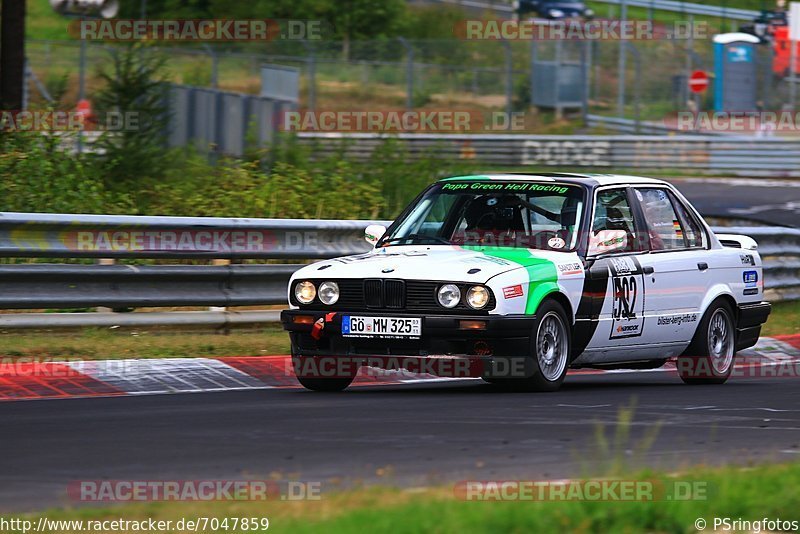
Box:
left=487, top=267, right=578, bottom=323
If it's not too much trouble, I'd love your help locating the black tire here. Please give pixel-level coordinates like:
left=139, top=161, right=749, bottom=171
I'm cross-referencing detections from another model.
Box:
left=505, top=299, right=571, bottom=392
left=677, top=299, right=736, bottom=385
left=292, top=355, right=357, bottom=392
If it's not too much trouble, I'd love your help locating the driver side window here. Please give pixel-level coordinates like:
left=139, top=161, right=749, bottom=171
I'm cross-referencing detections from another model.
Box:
left=589, top=189, right=637, bottom=256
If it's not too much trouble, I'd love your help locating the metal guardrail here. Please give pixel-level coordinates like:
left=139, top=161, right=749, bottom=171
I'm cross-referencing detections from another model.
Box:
left=0, top=215, right=794, bottom=330
left=0, top=212, right=382, bottom=259
left=0, top=264, right=298, bottom=309
left=591, top=0, right=758, bottom=20
left=0, top=310, right=282, bottom=330
left=296, top=133, right=800, bottom=177
left=411, top=0, right=758, bottom=20
left=586, top=115, right=727, bottom=136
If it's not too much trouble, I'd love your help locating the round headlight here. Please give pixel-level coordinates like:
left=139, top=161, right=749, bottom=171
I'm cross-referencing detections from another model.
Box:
left=549, top=8, right=564, bottom=18
left=467, top=286, right=490, bottom=309
left=294, top=281, right=316, bottom=304
left=437, top=284, right=462, bottom=308
left=318, top=281, right=340, bottom=305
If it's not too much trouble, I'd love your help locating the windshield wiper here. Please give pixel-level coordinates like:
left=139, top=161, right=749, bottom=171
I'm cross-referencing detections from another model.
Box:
left=380, top=234, right=451, bottom=246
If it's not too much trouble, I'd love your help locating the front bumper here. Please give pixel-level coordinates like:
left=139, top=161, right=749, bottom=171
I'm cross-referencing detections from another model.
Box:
left=281, top=309, right=537, bottom=378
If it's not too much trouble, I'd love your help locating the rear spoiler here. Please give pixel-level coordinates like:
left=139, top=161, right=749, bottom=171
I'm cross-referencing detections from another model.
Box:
left=716, top=233, right=758, bottom=250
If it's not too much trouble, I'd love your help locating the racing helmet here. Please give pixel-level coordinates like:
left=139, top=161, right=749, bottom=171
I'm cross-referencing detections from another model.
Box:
left=464, top=195, right=525, bottom=232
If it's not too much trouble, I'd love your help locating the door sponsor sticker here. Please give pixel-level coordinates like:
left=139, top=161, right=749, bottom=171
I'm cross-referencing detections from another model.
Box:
left=558, top=262, right=583, bottom=276
left=608, top=256, right=646, bottom=340
left=657, top=313, right=698, bottom=326
left=743, top=270, right=758, bottom=288
left=503, top=284, right=524, bottom=299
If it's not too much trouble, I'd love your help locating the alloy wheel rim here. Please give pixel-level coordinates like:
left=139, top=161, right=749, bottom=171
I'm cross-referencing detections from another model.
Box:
left=708, top=308, right=734, bottom=375
left=537, top=311, right=568, bottom=381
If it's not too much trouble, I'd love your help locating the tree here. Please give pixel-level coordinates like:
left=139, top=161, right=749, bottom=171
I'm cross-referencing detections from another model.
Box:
left=210, top=0, right=407, bottom=55
left=0, top=0, right=26, bottom=109
left=93, top=44, right=170, bottom=188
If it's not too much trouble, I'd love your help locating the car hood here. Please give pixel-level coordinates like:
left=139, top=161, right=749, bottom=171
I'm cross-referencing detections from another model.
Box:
left=291, top=245, right=579, bottom=284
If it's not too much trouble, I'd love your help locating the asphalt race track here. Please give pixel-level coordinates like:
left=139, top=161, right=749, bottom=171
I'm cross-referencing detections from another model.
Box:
left=0, top=176, right=797, bottom=513
left=2, top=371, right=800, bottom=512
left=669, top=178, right=800, bottom=228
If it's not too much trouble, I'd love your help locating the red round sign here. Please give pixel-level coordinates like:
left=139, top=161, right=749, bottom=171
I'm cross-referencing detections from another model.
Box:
left=689, top=70, right=709, bottom=94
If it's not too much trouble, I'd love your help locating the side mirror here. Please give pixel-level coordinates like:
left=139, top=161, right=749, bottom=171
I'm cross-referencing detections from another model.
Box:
left=365, top=224, right=387, bottom=246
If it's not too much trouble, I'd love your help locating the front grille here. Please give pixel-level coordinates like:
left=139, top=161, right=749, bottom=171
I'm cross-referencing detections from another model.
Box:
left=406, top=282, right=438, bottom=309
left=292, top=279, right=495, bottom=314
left=384, top=280, right=405, bottom=308
left=364, top=279, right=383, bottom=308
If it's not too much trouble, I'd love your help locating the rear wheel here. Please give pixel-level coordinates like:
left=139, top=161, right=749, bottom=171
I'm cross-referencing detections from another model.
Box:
left=292, top=355, right=358, bottom=392
left=677, top=300, right=736, bottom=385
left=505, top=300, right=571, bottom=392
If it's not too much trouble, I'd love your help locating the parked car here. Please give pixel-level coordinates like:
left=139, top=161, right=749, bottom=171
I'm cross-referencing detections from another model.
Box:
left=515, top=0, right=594, bottom=19
left=281, top=174, right=771, bottom=392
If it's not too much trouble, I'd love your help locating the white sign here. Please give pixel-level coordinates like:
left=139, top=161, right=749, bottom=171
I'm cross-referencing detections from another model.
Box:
left=790, top=2, right=800, bottom=42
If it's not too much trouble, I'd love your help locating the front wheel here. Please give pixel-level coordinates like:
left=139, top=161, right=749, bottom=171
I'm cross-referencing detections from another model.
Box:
left=677, top=300, right=736, bottom=385
left=292, top=355, right=358, bottom=392
left=506, top=300, right=571, bottom=392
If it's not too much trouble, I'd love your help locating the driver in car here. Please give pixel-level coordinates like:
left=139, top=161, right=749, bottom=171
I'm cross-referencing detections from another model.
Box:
left=456, top=194, right=565, bottom=248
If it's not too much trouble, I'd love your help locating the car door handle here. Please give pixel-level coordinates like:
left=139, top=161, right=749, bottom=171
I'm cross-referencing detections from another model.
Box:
left=697, top=262, right=709, bottom=271
left=642, top=266, right=655, bottom=275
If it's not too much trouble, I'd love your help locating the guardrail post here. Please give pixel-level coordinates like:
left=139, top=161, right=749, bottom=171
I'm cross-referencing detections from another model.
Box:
left=301, top=41, right=316, bottom=112
left=96, top=258, right=115, bottom=313
left=210, top=258, right=230, bottom=313
left=397, top=37, right=414, bottom=112
left=616, top=0, right=628, bottom=118
left=582, top=40, right=591, bottom=125
left=203, top=44, right=218, bottom=89
left=76, top=37, right=87, bottom=154
left=502, top=39, right=512, bottom=129
left=627, top=43, right=642, bottom=134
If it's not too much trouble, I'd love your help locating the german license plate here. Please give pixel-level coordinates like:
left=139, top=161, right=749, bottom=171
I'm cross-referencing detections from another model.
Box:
left=341, top=316, right=422, bottom=338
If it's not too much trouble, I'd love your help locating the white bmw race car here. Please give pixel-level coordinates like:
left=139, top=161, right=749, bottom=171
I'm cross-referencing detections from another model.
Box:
left=281, top=174, right=771, bottom=392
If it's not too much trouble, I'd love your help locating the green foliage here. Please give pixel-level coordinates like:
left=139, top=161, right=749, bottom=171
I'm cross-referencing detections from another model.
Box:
left=0, top=127, right=474, bottom=220
left=92, top=44, right=170, bottom=188
left=118, top=0, right=408, bottom=43
left=273, top=462, right=800, bottom=533
left=181, top=61, right=212, bottom=87
left=43, top=72, right=70, bottom=107
left=144, top=151, right=387, bottom=220
left=0, top=134, right=134, bottom=214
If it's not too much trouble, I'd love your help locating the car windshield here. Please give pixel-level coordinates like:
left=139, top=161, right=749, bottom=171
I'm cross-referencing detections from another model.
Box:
left=378, top=181, right=585, bottom=251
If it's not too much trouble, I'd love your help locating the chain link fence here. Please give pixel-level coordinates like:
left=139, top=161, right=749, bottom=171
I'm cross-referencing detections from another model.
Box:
left=23, top=33, right=800, bottom=138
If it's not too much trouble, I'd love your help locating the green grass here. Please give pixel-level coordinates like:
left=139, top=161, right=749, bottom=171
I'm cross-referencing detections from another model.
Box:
left=762, top=300, right=800, bottom=337
left=7, top=461, right=800, bottom=532
left=0, top=325, right=291, bottom=360
left=28, top=0, right=72, bottom=41
left=0, top=299, right=793, bottom=361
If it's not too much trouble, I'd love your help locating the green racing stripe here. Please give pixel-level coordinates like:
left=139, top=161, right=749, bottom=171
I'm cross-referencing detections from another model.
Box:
left=466, top=247, right=559, bottom=315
